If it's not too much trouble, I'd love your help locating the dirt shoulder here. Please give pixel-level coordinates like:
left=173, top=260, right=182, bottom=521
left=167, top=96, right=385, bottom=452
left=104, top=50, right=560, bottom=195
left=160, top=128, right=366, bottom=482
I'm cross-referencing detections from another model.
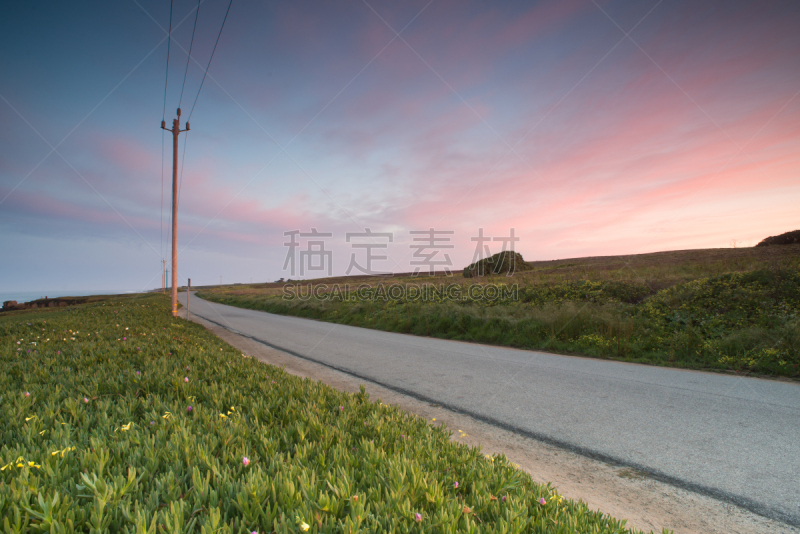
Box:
left=185, top=310, right=798, bottom=534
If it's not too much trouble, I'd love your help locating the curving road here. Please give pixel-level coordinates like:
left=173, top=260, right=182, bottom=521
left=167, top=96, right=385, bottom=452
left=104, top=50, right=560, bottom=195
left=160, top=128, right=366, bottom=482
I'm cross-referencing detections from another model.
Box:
left=180, top=292, right=800, bottom=527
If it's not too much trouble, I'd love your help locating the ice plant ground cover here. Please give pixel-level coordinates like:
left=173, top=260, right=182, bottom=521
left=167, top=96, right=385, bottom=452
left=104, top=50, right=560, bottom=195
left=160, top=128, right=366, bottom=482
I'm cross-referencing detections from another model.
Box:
left=199, top=246, right=800, bottom=379
left=0, top=295, right=668, bottom=533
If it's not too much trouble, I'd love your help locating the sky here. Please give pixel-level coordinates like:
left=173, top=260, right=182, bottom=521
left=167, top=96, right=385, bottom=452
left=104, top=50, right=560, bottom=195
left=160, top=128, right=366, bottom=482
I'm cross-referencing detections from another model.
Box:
left=1, top=0, right=798, bottom=293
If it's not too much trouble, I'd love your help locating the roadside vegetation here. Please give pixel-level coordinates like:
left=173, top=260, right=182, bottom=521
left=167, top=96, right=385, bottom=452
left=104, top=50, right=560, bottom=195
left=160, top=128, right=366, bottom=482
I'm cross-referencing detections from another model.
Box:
left=199, top=246, right=800, bottom=379
left=0, top=294, right=665, bottom=533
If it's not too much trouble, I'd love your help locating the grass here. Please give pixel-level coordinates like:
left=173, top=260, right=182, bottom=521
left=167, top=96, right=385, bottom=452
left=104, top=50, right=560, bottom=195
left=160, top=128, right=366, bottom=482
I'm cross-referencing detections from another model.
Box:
left=198, top=245, right=800, bottom=379
left=0, top=294, right=667, bottom=533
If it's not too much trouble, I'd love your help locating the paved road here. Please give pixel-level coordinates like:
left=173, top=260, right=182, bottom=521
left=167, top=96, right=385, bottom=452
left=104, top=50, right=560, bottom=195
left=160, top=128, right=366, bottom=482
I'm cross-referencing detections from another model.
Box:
left=180, top=292, right=800, bottom=526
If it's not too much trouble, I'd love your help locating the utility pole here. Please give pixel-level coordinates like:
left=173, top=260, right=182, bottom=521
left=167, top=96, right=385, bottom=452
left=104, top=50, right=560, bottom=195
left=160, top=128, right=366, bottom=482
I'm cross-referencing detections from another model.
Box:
left=162, top=259, right=166, bottom=293
left=161, top=108, right=189, bottom=317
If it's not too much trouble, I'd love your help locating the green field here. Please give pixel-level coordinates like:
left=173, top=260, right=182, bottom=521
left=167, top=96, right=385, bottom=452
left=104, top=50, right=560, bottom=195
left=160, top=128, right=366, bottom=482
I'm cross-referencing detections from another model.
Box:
left=0, top=294, right=666, bottom=533
left=198, top=246, right=800, bottom=379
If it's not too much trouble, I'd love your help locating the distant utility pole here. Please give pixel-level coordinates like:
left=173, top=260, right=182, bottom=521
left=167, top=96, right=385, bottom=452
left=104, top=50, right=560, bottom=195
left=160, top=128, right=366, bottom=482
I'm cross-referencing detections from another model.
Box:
left=161, top=108, right=189, bottom=317
left=162, top=259, right=166, bottom=293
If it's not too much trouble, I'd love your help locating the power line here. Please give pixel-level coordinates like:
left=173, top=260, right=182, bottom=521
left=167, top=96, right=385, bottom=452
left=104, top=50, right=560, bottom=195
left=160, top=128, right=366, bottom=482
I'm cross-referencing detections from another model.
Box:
left=162, top=0, right=174, bottom=120
left=179, top=0, right=201, bottom=109
left=160, top=0, right=174, bottom=263
left=178, top=131, right=189, bottom=206
left=188, top=0, right=234, bottom=122
left=160, top=129, right=165, bottom=259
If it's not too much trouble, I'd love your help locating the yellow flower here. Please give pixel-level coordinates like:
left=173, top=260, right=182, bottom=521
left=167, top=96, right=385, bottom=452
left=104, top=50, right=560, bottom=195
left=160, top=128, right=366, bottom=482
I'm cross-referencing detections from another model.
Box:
left=300, top=522, right=310, bottom=531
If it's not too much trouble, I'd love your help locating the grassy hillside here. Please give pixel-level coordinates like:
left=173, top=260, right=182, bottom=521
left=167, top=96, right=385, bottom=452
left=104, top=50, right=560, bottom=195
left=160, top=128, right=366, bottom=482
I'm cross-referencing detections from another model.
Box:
left=199, top=246, right=800, bottom=379
left=0, top=294, right=665, bottom=533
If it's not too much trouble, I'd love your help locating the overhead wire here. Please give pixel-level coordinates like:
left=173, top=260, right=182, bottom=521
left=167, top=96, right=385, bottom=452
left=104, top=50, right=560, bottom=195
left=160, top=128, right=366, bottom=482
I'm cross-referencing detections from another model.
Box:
left=178, top=132, right=189, bottom=207
left=188, top=0, right=234, bottom=122
left=179, top=0, right=200, bottom=109
left=180, top=0, right=234, bottom=207
left=162, top=0, right=174, bottom=121
left=174, top=0, right=201, bottom=221
left=161, top=0, right=174, bottom=264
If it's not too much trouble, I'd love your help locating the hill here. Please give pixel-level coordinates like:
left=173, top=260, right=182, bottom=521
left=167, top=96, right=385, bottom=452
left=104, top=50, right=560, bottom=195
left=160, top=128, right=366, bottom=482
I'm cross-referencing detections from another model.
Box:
left=756, top=229, right=800, bottom=247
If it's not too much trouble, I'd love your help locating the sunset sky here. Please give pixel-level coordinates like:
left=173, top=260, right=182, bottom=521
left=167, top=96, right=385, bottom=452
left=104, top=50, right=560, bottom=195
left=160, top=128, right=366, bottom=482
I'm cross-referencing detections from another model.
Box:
left=1, top=0, right=798, bottom=294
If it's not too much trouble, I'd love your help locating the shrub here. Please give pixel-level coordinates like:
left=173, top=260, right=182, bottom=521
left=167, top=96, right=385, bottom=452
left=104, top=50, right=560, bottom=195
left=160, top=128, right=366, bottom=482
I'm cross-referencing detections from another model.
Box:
left=463, top=252, right=532, bottom=278
left=755, top=229, right=800, bottom=247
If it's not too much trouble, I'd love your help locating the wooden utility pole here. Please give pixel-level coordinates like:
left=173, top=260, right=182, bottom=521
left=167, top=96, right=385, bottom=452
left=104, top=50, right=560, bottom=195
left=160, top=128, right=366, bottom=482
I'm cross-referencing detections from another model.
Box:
left=161, top=108, right=189, bottom=317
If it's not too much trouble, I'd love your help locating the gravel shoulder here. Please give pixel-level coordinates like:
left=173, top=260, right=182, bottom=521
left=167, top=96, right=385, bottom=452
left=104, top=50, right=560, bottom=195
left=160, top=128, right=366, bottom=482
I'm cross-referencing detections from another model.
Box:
left=185, top=309, right=798, bottom=534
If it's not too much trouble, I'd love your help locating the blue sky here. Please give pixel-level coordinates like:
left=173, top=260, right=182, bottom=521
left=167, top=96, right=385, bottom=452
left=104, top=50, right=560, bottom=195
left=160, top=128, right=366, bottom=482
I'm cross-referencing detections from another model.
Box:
left=1, top=0, right=798, bottom=294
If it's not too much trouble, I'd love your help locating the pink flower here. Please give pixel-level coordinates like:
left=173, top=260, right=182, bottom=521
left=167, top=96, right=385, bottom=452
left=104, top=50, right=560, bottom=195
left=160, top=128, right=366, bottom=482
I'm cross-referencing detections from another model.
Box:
left=502, top=496, right=506, bottom=502
left=187, top=406, right=193, bottom=412
left=539, top=497, right=546, bottom=505
left=184, top=377, right=189, bottom=383
left=83, top=397, right=89, bottom=403
left=123, top=337, right=126, bottom=340
left=242, top=456, right=250, bottom=466
left=338, top=406, right=344, bottom=411
left=25, top=392, right=30, bottom=397
left=454, top=481, right=459, bottom=488
left=186, top=366, right=190, bottom=370
left=415, top=513, right=422, bottom=522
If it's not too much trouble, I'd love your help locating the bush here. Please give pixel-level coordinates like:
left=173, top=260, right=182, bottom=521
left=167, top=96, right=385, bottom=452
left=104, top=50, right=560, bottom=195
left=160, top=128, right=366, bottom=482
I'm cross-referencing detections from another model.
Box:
left=463, top=252, right=532, bottom=278
left=755, top=229, right=800, bottom=247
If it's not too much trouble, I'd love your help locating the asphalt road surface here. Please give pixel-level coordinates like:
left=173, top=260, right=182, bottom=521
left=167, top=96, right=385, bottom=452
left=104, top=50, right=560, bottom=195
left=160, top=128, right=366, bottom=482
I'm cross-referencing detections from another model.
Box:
left=180, top=292, right=800, bottom=527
